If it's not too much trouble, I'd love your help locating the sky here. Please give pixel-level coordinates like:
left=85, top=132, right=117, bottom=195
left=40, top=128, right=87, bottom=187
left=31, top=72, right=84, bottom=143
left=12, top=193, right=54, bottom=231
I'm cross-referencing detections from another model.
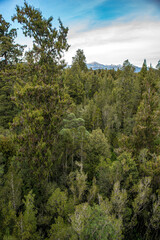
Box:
left=0, top=0, right=160, bottom=67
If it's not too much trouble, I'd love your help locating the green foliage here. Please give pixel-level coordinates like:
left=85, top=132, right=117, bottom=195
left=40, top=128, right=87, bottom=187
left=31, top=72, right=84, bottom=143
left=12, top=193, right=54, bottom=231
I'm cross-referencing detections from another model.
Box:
left=83, top=204, right=122, bottom=240
left=12, top=81, right=71, bottom=187
left=70, top=202, right=92, bottom=238
left=69, top=166, right=87, bottom=203
left=117, top=152, right=139, bottom=190
left=111, top=181, right=127, bottom=219
left=87, top=177, right=98, bottom=204
left=130, top=177, right=152, bottom=231
left=60, top=113, right=89, bottom=173
left=81, top=99, right=103, bottom=130
left=64, top=65, right=85, bottom=104
left=70, top=203, right=123, bottom=240
left=113, top=60, right=139, bottom=135
left=156, top=60, right=160, bottom=70
left=15, top=190, right=39, bottom=240
left=0, top=67, right=18, bottom=128
left=49, top=216, right=76, bottom=240
left=0, top=14, right=25, bottom=66
left=85, top=128, right=110, bottom=180
left=47, top=188, right=69, bottom=217
left=1, top=2, right=160, bottom=240
left=133, top=68, right=160, bottom=154
left=72, top=49, right=88, bottom=72
left=12, top=2, right=69, bottom=69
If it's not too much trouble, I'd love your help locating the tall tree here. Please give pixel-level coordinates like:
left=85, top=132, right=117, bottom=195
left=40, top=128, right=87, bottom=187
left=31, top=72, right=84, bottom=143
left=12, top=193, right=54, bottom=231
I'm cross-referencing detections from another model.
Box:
left=0, top=15, right=25, bottom=128
left=15, top=191, right=38, bottom=240
left=60, top=113, right=89, bottom=174
left=138, top=59, right=148, bottom=97
left=12, top=2, right=69, bottom=81
left=133, top=68, right=160, bottom=154
left=64, top=49, right=88, bottom=104
left=72, top=49, right=87, bottom=72
left=113, top=60, right=139, bottom=135
left=11, top=3, right=71, bottom=191
left=0, top=67, right=19, bottom=128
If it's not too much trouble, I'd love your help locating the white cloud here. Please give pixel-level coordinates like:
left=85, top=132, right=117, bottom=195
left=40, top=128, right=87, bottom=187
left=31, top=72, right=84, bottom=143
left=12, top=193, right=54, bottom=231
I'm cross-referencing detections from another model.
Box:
left=65, top=17, right=160, bottom=67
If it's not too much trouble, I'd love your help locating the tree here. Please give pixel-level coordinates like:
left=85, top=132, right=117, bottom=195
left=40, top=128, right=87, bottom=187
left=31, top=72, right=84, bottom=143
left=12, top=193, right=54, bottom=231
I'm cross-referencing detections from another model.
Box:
left=12, top=80, right=71, bottom=188
left=133, top=68, right=160, bottom=154
left=16, top=190, right=38, bottom=240
left=138, top=59, right=148, bottom=97
left=111, top=181, right=127, bottom=219
left=49, top=216, right=76, bottom=240
left=129, top=177, right=152, bottom=238
left=69, top=165, right=88, bottom=204
left=63, top=66, right=85, bottom=104
left=12, top=2, right=69, bottom=81
left=11, top=3, right=71, bottom=191
left=85, top=128, right=110, bottom=181
left=0, top=15, right=25, bottom=128
left=63, top=49, right=88, bottom=104
left=0, top=132, right=20, bottom=238
left=60, top=113, right=89, bottom=173
left=113, top=60, right=139, bottom=135
left=47, top=188, right=68, bottom=217
left=72, top=49, right=87, bottom=72
left=156, top=60, right=160, bottom=70
left=70, top=203, right=122, bottom=240
left=0, top=67, right=19, bottom=128
left=0, top=14, right=25, bottom=66
left=70, top=202, right=91, bottom=239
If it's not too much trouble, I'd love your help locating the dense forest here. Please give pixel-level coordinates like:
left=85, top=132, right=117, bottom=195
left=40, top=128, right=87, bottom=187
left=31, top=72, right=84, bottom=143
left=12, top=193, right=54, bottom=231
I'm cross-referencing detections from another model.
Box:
left=0, top=2, right=160, bottom=240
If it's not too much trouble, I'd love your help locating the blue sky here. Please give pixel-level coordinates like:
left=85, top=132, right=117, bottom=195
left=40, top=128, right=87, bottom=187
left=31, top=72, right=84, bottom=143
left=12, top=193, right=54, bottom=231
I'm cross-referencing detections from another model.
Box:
left=0, top=0, right=160, bottom=66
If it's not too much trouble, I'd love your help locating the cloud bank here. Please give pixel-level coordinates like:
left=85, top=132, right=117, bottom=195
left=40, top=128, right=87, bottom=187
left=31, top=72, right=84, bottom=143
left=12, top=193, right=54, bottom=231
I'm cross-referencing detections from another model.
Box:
left=65, top=17, right=160, bottom=67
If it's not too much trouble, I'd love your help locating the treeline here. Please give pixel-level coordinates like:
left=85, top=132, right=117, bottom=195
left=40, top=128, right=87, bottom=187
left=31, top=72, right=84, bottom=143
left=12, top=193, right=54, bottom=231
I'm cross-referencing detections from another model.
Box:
left=0, top=2, right=160, bottom=240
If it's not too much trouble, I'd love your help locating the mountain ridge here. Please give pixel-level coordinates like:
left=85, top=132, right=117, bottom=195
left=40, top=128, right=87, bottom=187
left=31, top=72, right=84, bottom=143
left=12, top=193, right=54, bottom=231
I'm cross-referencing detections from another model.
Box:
left=87, top=61, right=141, bottom=72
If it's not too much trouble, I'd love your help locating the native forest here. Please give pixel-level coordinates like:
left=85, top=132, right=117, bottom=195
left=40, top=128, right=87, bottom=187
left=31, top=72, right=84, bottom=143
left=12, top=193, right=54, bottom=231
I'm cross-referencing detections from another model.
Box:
left=0, top=2, right=160, bottom=240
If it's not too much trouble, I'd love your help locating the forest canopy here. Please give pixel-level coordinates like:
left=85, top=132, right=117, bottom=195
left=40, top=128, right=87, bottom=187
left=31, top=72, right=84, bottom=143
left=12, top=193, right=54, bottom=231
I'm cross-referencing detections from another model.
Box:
left=0, top=2, right=160, bottom=240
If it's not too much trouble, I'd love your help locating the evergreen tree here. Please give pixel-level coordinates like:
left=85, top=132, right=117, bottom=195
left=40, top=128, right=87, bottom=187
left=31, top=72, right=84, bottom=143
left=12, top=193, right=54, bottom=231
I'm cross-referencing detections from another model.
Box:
left=64, top=65, right=85, bottom=104
left=133, top=68, right=160, bottom=154
left=12, top=2, right=69, bottom=81
left=0, top=15, right=25, bottom=128
left=0, top=14, right=25, bottom=66
left=156, top=60, right=160, bottom=70
left=16, top=190, right=38, bottom=240
left=85, top=128, right=110, bottom=181
left=138, top=59, right=148, bottom=97
left=64, top=49, right=88, bottom=104
left=72, top=49, right=88, bottom=72
left=11, top=3, right=71, bottom=191
left=114, top=60, right=138, bottom=135
left=0, top=67, right=19, bottom=128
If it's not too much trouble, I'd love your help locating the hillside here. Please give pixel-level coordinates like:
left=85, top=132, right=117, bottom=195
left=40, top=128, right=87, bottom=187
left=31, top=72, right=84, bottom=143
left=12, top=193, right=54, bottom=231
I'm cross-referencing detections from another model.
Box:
left=87, top=61, right=142, bottom=72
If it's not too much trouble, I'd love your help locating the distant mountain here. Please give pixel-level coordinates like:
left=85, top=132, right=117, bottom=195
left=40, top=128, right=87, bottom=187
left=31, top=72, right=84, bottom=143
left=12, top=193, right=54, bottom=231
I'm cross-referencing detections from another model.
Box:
left=133, top=66, right=142, bottom=73
left=87, top=62, right=121, bottom=71
left=87, top=61, right=141, bottom=73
